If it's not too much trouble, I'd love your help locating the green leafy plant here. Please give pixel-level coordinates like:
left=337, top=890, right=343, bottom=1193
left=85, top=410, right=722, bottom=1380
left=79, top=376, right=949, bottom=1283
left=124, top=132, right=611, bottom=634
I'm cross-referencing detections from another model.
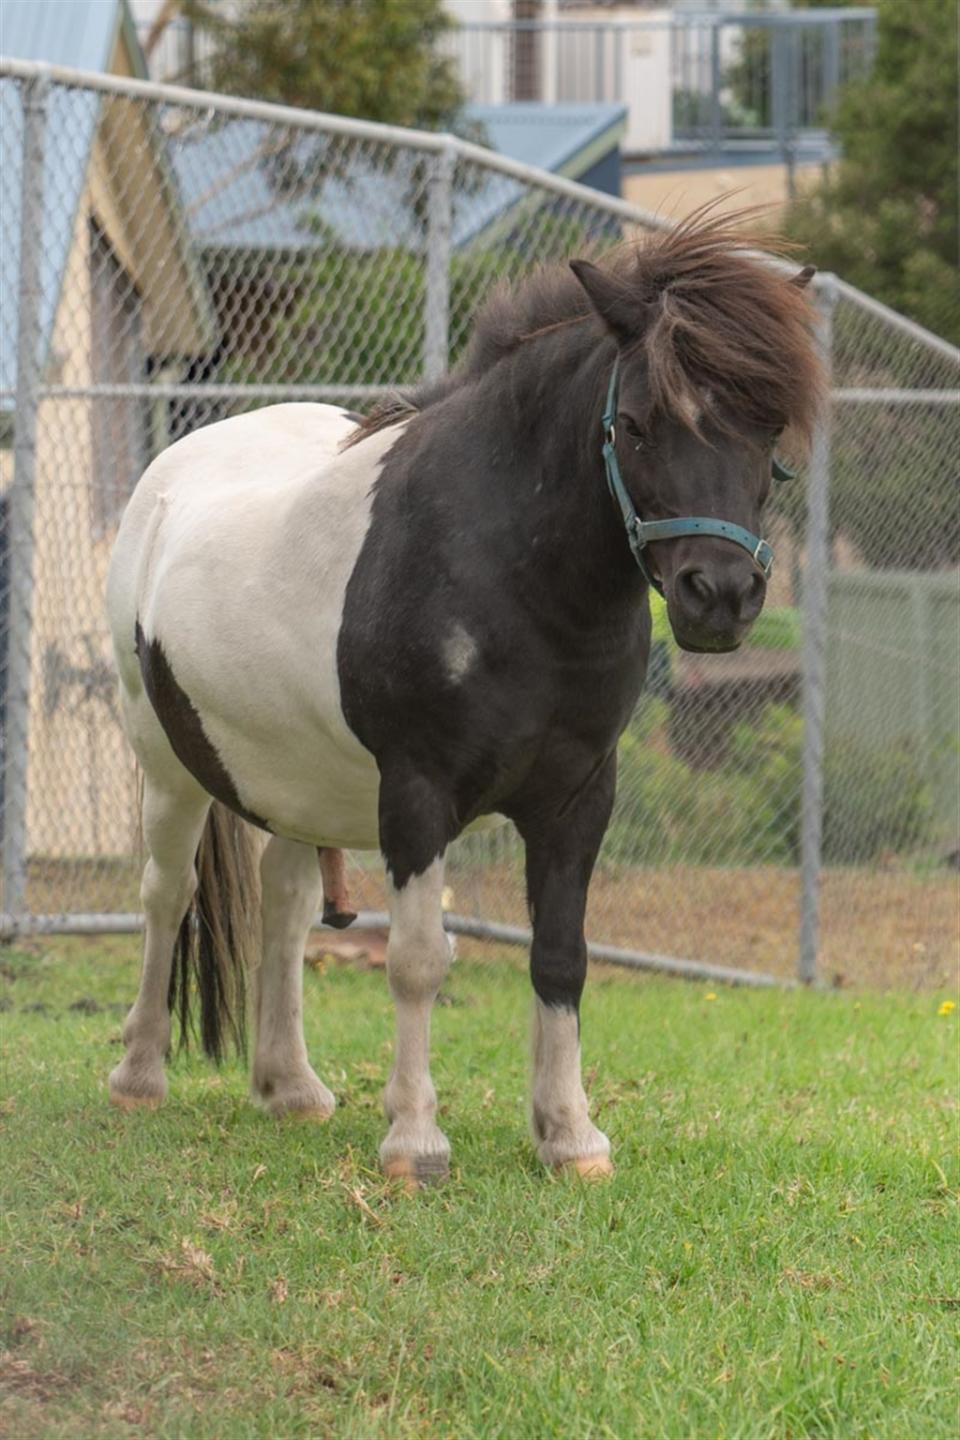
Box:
left=183, top=0, right=466, bottom=132
left=785, top=0, right=959, bottom=345
left=609, top=701, right=935, bottom=869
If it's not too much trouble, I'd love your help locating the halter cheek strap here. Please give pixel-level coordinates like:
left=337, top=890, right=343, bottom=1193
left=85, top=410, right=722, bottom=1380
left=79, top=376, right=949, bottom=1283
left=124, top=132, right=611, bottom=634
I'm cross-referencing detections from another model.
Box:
left=601, top=360, right=787, bottom=597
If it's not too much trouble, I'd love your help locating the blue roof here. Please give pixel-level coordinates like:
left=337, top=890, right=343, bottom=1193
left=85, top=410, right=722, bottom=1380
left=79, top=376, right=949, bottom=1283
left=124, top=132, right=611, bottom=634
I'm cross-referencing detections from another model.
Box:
left=469, top=103, right=627, bottom=177
left=170, top=102, right=626, bottom=256
left=0, top=0, right=145, bottom=410
left=0, top=0, right=130, bottom=72
left=0, top=83, right=101, bottom=409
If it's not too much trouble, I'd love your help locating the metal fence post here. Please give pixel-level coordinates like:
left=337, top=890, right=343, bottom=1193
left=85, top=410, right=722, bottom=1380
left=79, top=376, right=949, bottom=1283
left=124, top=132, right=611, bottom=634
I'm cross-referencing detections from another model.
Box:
left=709, top=20, right=723, bottom=153
left=798, top=274, right=836, bottom=986
left=423, top=140, right=454, bottom=383
left=2, top=71, right=49, bottom=919
left=772, top=21, right=797, bottom=197
left=823, top=15, right=841, bottom=101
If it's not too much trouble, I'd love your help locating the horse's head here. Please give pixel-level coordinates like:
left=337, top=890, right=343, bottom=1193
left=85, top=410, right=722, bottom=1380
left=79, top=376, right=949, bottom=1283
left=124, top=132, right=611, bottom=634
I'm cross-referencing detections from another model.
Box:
left=571, top=222, right=821, bottom=653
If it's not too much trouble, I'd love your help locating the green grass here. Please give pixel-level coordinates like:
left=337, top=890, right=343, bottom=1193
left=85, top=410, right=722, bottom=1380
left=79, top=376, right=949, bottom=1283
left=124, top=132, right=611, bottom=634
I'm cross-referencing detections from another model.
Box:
left=2, top=937, right=958, bottom=1438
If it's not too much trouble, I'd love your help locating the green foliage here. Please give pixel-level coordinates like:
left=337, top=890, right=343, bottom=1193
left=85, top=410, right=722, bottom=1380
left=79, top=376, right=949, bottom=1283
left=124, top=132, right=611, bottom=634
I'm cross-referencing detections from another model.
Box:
left=828, top=422, right=960, bottom=570
left=747, top=605, right=802, bottom=651
left=785, top=0, right=959, bottom=344
left=771, top=396, right=960, bottom=570
left=215, top=246, right=504, bottom=390
left=729, top=703, right=935, bottom=865
left=183, top=0, right=465, bottom=131
left=609, top=700, right=934, bottom=868
left=608, top=700, right=794, bottom=867
left=215, top=209, right=604, bottom=391
left=822, top=735, right=936, bottom=864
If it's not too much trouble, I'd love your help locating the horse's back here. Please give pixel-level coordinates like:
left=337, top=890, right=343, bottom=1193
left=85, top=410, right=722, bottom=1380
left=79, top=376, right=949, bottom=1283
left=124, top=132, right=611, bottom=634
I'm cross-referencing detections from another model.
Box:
left=109, top=404, right=356, bottom=653
left=116, top=402, right=356, bottom=538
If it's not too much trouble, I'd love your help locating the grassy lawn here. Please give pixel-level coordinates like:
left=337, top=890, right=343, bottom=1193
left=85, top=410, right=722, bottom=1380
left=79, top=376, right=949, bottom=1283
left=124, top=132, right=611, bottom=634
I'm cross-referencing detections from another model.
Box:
left=1, top=936, right=957, bottom=1438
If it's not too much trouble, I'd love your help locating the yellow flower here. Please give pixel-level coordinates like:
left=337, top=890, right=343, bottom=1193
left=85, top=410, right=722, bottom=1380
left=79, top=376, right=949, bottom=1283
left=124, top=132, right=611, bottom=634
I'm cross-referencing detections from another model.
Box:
left=937, top=1000, right=956, bottom=1017
left=705, top=992, right=718, bottom=1002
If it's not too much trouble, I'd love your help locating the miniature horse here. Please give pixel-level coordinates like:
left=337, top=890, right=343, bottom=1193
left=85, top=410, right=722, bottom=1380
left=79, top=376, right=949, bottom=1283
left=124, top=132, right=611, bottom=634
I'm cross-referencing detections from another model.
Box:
left=107, top=214, right=822, bottom=1184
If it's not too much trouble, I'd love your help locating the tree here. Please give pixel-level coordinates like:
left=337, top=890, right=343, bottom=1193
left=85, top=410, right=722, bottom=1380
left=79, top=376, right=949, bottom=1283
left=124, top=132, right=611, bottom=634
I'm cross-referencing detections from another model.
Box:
left=183, top=0, right=465, bottom=131
left=785, top=0, right=959, bottom=344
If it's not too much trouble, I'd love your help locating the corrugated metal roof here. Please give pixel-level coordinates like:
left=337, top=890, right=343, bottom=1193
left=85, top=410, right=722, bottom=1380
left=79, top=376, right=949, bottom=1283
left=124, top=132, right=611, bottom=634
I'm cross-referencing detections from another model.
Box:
left=171, top=102, right=627, bottom=255
left=0, top=76, right=100, bottom=407
left=0, top=0, right=128, bottom=408
left=0, top=0, right=121, bottom=73
left=0, top=0, right=208, bottom=411
left=471, top=102, right=627, bottom=177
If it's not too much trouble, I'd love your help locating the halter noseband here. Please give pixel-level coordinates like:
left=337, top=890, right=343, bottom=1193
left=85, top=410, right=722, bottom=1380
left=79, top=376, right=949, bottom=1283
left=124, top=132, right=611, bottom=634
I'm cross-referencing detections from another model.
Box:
left=601, top=359, right=793, bottom=598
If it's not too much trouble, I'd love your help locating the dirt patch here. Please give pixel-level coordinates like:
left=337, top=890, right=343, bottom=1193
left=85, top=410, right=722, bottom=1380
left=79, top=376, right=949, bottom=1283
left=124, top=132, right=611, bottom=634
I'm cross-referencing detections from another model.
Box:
left=0, top=1351, right=76, bottom=1402
left=434, top=863, right=957, bottom=991
left=305, top=929, right=387, bottom=971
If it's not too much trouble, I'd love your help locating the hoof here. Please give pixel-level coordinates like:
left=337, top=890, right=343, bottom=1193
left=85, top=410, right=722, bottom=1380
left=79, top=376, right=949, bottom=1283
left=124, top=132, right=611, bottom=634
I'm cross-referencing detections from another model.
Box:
left=322, top=903, right=358, bottom=931
left=283, top=1104, right=334, bottom=1123
left=110, top=1091, right=162, bottom=1112
left=254, top=1072, right=336, bottom=1120
left=109, top=1060, right=165, bottom=1111
left=382, top=1154, right=449, bottom=1192
left=558, top=1154, right=615, bottom=1180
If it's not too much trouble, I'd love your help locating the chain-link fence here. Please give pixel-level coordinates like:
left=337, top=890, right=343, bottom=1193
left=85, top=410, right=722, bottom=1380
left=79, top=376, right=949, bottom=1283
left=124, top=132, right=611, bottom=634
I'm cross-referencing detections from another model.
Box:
left=1, top=60, right=957, bottom=990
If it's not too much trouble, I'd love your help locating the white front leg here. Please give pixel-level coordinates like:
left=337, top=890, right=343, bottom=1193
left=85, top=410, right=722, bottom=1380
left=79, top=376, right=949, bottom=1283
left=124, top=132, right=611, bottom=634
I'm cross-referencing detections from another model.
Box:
left=531, top=1000, right=611, bottom=1173
left=381, top=858, right=452, bottom=1185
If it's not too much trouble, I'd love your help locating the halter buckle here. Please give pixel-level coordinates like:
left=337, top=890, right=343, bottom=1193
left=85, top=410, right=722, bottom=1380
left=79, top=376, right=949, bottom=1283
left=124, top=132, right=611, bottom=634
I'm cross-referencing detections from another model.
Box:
left=753, top=538, right=773, bottom=577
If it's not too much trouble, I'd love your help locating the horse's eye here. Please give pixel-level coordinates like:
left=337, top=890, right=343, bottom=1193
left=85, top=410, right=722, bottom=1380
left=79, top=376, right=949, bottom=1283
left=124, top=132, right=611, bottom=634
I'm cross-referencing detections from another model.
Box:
left=620, top=415, right=644, bottom=443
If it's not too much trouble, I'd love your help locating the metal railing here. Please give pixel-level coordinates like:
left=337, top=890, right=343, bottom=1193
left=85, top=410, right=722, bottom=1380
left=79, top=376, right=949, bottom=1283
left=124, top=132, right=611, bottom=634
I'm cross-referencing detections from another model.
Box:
left=139, top=8, right=877, bottom=167
left=1, top=59, right=956, bottom=993
left=445, top=8, right=876, bottom=166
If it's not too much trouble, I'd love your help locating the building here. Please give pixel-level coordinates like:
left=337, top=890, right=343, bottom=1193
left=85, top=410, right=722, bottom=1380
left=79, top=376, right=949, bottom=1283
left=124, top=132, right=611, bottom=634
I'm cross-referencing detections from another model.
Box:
left=1, top=0, right=214, bottom=861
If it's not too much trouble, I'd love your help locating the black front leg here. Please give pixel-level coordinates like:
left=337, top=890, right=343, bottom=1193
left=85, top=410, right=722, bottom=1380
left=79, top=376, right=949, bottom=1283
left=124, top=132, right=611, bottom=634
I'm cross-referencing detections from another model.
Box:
left=517, top=754, right=617, bottom=1175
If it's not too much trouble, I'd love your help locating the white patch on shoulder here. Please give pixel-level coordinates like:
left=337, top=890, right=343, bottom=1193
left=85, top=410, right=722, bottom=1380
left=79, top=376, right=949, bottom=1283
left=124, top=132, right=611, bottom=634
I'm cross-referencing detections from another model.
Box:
left=443, top=623, right=478, bottom=683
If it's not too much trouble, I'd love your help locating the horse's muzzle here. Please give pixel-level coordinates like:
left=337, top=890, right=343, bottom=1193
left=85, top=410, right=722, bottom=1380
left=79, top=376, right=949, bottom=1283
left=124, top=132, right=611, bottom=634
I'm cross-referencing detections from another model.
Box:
left=667, top=558, right=766, bottom=652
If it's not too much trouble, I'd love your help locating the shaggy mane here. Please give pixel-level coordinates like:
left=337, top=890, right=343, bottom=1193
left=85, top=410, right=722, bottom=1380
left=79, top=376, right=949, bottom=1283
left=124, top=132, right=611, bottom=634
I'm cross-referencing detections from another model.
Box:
left=348, top=206, right=823, bottom=449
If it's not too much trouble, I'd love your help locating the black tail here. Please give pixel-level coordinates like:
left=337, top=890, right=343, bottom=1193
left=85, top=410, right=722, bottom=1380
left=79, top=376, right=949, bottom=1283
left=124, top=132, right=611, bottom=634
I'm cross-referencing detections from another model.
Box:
left=168, top=803, right=259, bottom=1063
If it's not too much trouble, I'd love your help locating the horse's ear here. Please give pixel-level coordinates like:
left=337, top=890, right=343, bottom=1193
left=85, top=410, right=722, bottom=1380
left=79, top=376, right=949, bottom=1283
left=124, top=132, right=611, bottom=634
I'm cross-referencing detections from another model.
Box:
left=569, top=259, right=637, bottom=341
left=790, top=265, right=816, bottom=289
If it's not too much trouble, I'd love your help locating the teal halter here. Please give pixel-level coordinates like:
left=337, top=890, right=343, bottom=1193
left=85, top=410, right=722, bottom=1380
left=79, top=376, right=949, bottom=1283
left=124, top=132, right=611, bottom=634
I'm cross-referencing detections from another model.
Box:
left=601, top=360, right=792, bottom=597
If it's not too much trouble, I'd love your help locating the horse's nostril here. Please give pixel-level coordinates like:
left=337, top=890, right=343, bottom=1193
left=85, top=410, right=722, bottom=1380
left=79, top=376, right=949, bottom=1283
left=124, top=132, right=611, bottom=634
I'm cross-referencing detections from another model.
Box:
left=679, top=569, right=715, bottom=606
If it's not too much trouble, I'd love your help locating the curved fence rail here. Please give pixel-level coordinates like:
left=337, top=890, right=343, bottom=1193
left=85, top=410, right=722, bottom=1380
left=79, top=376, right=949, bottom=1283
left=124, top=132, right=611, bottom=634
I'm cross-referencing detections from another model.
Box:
left=1, top=60, right=957, bottom=990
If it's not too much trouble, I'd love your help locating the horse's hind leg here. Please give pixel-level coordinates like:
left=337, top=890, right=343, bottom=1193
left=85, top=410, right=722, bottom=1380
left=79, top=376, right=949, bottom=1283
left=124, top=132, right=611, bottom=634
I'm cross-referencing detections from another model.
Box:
left=251, top=835, right=335, bottom=1119
left=109, top=772, right=210, bottom=1109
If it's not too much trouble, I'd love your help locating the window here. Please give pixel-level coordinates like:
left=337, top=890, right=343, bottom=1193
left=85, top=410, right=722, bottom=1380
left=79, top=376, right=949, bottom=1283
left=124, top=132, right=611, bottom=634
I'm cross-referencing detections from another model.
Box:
left=89, top=219, right=148, bottom=535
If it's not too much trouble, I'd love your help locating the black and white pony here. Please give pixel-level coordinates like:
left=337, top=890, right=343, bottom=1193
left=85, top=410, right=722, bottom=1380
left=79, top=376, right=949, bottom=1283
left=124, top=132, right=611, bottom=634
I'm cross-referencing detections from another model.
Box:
left=107, top=213, right=822, bottom=1184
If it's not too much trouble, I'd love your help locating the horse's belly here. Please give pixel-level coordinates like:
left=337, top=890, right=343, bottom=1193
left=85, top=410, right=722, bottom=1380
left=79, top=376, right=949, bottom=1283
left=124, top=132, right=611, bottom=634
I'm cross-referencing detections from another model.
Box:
left=196, top=712, right=507, bottom=851
left=210, top=713, right=384, bottom=850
